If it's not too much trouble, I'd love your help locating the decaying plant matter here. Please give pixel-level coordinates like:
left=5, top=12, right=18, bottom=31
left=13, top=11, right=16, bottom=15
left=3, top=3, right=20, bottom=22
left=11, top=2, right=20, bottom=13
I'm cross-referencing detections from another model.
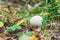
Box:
left=0, top=0, right=60, bottom=40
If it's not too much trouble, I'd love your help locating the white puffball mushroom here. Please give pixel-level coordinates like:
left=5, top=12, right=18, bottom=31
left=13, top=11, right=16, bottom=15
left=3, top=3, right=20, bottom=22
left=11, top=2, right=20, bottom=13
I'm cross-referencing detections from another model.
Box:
left=30, top=15, right=43, bottom=26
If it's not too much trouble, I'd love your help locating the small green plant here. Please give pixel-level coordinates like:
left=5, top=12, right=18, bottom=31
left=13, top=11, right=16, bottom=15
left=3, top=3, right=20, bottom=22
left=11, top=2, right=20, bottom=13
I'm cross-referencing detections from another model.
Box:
left=7, top=25, right=22, bottom=32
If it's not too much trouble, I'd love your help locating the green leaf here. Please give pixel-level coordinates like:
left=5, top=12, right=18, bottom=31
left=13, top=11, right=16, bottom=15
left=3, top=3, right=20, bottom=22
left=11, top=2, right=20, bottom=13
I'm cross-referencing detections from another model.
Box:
left=24, top=17, right=31, bottom=22
left=7, top=25, right=22, bottom=32
left=26, top=31, right=35, bottom=35
left=0, top=21, right=4, bottom=27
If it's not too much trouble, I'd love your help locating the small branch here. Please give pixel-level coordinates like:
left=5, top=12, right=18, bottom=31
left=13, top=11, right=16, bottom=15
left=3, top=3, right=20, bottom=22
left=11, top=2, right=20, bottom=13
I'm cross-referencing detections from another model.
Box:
left=27, top=1, right=44, bottom=11
left=31, top=1, right=44, bottom=10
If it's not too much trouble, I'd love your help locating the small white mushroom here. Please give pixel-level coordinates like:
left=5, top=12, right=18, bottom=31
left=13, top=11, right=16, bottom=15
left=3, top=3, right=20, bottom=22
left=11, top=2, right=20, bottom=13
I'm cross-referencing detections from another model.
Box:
left=30, top=15, right=43, bottom=26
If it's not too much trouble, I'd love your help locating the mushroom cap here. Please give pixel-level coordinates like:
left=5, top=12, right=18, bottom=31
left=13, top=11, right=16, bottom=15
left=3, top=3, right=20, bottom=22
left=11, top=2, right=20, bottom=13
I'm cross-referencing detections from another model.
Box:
left=30, top=15, right=43, bottom=26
